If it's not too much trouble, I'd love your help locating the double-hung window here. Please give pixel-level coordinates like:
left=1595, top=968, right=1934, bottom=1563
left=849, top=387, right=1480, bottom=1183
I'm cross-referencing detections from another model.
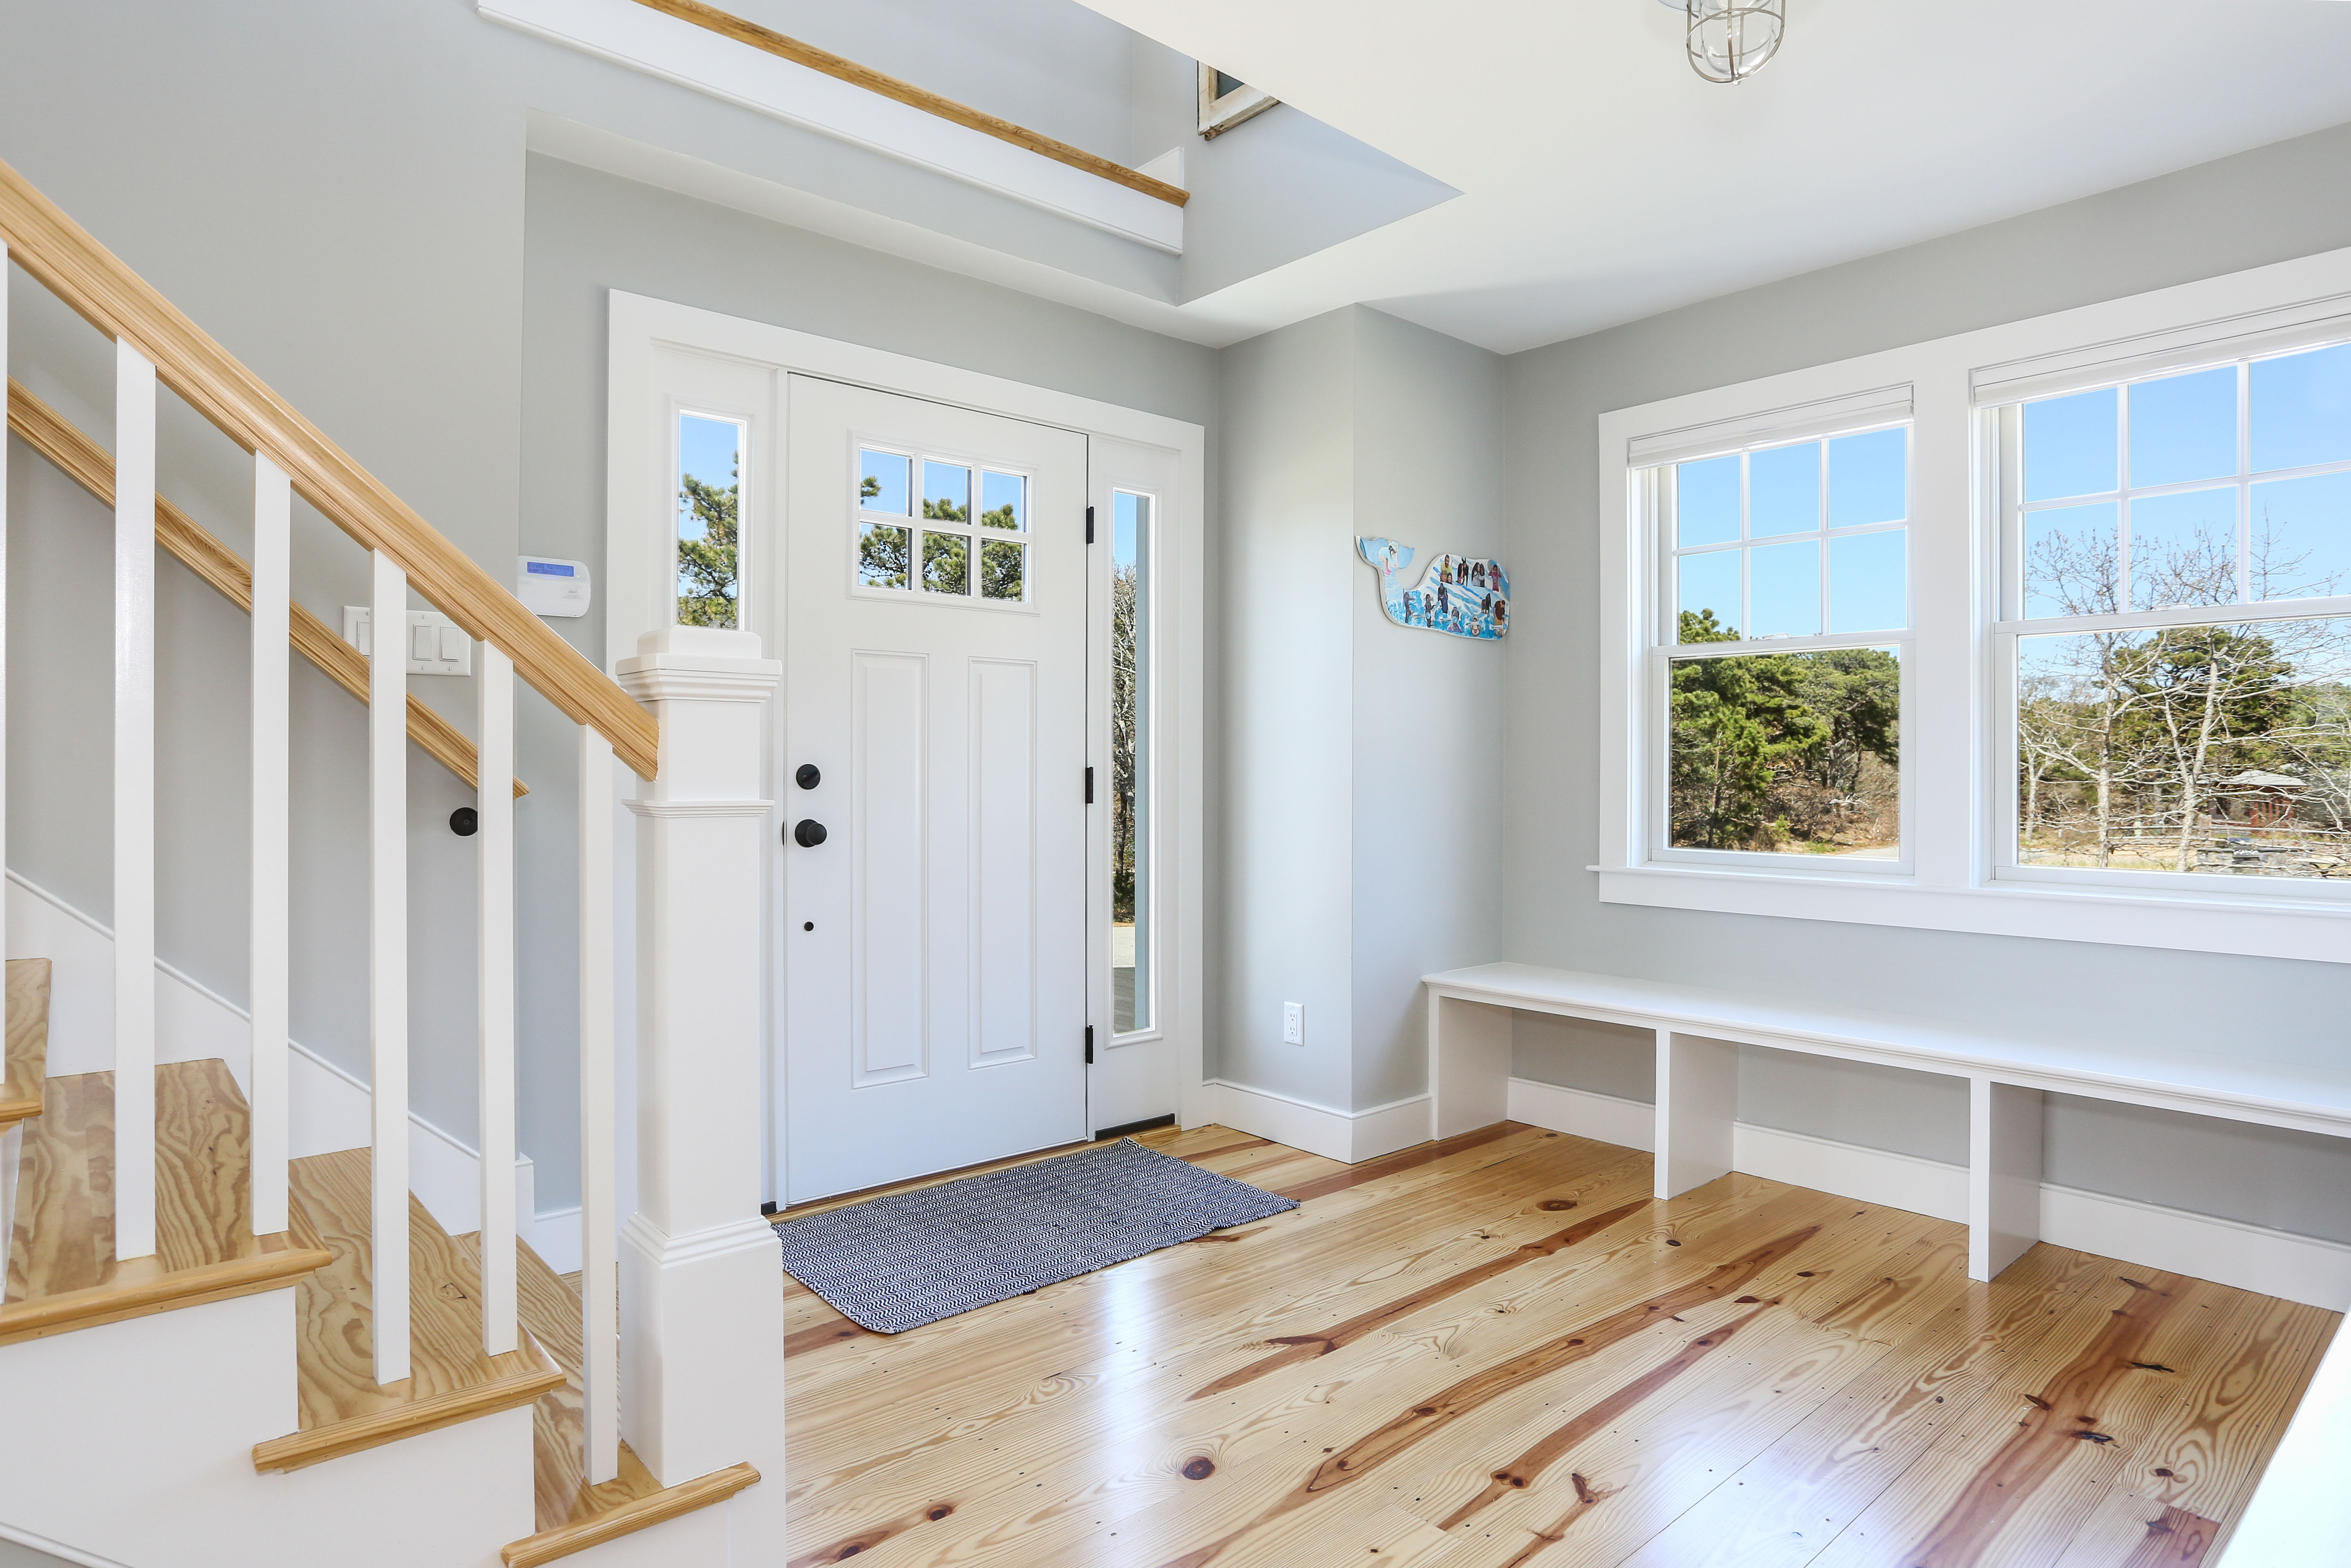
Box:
left=1992, top=343, right=2351, bottom=893
left=1649, top=425, right=1912, bottom=868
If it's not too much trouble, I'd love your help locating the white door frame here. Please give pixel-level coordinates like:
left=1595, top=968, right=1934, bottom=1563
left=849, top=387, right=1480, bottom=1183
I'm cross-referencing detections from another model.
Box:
left=604, top=290, right=1209, bottom=1202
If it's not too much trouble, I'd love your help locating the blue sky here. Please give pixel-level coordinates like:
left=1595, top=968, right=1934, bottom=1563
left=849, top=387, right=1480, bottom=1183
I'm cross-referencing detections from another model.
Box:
left=677, top=414, right=741, bottom=543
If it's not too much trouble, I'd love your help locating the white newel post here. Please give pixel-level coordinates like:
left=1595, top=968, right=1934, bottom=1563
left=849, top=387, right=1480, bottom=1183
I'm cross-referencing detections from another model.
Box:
left=614, top=626, right=785, bottom=1485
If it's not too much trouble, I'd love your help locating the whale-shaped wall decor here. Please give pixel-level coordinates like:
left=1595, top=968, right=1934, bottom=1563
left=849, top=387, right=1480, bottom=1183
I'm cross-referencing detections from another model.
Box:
left=1357, top=536, right=1510, bottom=640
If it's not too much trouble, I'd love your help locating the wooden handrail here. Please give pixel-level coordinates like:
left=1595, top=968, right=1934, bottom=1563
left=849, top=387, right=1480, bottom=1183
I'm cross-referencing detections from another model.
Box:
left=8, top=379, right=527, bottom=798
left=629, top=0, right=1190, bottom=210
left=0, top=156, right=660, bottom=779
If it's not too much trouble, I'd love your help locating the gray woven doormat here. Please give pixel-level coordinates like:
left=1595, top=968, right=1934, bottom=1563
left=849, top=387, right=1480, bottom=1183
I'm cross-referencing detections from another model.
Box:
left=772, top=1138, right=1298, bottom=1333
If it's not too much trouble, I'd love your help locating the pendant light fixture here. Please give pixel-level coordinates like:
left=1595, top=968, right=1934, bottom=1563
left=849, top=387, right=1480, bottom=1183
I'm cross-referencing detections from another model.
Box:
left=1660, top=0, right=1785, bottom=84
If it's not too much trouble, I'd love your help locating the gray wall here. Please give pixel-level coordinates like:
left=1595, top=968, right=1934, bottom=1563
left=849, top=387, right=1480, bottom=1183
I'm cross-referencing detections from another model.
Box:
left=1502, top=120, right=2351, bottom=1242
left=1213, top=306, right=1504, bottom=1114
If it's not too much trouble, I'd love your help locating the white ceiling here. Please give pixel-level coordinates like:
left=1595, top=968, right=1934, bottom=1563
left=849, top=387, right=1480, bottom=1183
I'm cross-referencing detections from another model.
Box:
left=1083, top=0, right=2351, bottom=352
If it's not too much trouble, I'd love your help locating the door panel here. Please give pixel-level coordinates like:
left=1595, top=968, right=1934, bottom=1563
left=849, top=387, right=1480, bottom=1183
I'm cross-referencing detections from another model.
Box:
left=784, top=376, right=1088, bottom=1202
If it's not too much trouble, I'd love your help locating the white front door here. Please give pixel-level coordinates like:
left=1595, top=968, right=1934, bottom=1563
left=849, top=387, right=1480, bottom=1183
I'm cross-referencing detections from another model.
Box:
left=781, top=376, right=1090, bottom=1202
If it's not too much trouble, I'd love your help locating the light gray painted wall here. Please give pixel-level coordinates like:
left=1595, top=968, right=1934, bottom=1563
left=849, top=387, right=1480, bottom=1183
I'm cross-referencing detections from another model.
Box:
left=1503, top=119, right=2351, bottom=1244
left=1212, top=310, right=1357, bottom=1107
left=1348, top=309, right=1506, bottom=1111
left=1213, top=306, right=1503, bottom=1114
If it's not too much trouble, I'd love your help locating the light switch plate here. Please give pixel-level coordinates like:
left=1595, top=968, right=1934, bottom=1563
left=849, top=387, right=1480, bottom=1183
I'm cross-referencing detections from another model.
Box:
left=342, top=607, right=472, bottom=676
left=1283, top=1002, right=1304, bottom=1045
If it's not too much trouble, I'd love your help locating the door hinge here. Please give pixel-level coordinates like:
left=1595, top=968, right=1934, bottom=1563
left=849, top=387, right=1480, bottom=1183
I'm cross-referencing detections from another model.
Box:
left=1085, top=765, right=1095, bottom=804
left=1086, top=504, right=1095, bottom=544
left=1085, top=1025, right=1095, bottom=1065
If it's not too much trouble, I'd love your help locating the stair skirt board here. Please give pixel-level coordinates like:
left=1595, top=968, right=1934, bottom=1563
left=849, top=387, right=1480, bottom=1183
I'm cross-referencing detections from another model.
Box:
left=0, top=1290, right=539, bottom=1568
left=1505, top=1076, right=2351, bottom=1311
left=2, top=869, right=581, bottom=1263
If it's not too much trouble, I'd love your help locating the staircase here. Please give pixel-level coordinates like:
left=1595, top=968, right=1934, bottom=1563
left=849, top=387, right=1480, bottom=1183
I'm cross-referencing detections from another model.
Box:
left=0, top=153, right=783, bottom=1565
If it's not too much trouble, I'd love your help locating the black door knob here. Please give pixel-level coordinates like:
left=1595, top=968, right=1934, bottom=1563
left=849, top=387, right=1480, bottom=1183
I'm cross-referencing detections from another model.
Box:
left=793, top=819, right=828, bottom=848
left=795, top=763, right=821, bottom=790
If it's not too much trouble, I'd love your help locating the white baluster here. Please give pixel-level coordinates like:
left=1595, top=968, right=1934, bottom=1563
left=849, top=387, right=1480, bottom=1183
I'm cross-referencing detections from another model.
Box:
left=370, top=549, right=410, bottom=1383
left=114, top=340, right=157, bottom=1262
left=249, top=457, right=291, bottom=1237
left=580, top=727, right=619, bottom=1483
left=478, top=646, right=517, bottom=1356
left=0, top=242, right=11, bottom=1242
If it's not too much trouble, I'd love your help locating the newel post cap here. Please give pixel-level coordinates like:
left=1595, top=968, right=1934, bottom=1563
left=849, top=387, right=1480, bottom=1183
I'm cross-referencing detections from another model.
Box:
left=615, top=626, right=780, bottom=703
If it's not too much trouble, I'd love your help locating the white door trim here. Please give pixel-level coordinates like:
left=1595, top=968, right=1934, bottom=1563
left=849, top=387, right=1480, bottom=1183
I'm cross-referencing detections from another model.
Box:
left=605, top=290, right=1210, bottom=1196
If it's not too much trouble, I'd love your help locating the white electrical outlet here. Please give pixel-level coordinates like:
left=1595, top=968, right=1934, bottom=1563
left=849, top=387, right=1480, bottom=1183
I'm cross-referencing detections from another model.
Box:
left=1283, top=1002, right=1304, bottom=1045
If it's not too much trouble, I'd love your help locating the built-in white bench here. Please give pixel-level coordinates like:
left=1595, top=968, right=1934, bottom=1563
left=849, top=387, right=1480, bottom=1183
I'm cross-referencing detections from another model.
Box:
left=1423, top=961, right=2351, bottom=1287
left=1423, top=959, right=2351, bottom=1568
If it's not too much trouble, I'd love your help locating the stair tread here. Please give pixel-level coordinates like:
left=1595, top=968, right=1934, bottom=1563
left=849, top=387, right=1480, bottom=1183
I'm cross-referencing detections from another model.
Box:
left=0, top=959, right=49, bottom=1129
left=255, top=1149, right=562, bottom=1471
left=4, top=1059, right=325, bottom=1342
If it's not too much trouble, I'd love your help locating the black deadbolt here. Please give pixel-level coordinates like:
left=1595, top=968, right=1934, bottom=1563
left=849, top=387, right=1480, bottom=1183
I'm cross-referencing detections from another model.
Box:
left=449, top=806, right=479, bottom=837
left=793, top=818, right=828, bottom=848
left=795, top=763, right=821, bottom=790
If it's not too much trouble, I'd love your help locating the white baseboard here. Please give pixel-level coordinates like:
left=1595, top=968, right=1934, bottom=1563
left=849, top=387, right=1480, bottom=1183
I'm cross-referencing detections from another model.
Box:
left=531, top=1205, right=584, bottom=1276
left=1506, top=1075, right=2351, bottom=1311
left=5, top=868, right=559, bottom=1249
left=1202, top=1079, right=1431, bottom=1164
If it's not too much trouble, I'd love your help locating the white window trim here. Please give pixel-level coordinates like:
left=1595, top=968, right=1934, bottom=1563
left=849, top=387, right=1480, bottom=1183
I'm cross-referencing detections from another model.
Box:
left=1597, top=243, right=2351, bottom=966
left=607, top=291, right=1213, bottom=1171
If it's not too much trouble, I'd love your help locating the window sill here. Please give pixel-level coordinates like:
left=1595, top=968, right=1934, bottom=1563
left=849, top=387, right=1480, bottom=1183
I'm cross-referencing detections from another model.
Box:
left=1592, top=862, right=2350, bottom=965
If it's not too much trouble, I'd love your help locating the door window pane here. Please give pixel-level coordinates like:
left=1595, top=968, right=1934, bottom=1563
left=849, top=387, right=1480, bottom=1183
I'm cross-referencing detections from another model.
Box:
left=2251, top=343, right=2351, bottom=474
left=1748, top=441, right=1821, bottom=539
left=979, top=539, right=1025, bottom=600
left=2025, top=387, right=2119, bottom=502
left=1748, top=538, right=1821, bottom=638
left=2127, top=366, right=2237, bottom=489
left=860, top=448, right=910, bottom=514
left=981, top=471, right=1025, bottom=530
left=1112, top=491, right=1151, bottom=1033
left=923, top=461, right=970, bottom=523
left=857, top=523, right=910, bottom=589
left=921, top=530, right=968, bottom=594
left=677, top=414, right=742, bottom=628
left=1676, top=455, right=1741, bottom=547
left=1669, top=647, right=1900, bottom=856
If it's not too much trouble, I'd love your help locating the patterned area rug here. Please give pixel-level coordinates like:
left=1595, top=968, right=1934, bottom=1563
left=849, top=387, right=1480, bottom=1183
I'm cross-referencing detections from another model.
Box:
left=772, top=1138, right=1298, bottom=1333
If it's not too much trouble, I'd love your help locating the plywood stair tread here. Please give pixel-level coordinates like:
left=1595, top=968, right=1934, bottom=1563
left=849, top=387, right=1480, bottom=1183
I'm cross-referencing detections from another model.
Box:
left=0, top=959, right=50, bottom=1130
left=252, top=1148, right=565, bottom=1472
left=456, top=1231, right=759, bottom=1564
left=2, top=1055, right=329, bottom=1345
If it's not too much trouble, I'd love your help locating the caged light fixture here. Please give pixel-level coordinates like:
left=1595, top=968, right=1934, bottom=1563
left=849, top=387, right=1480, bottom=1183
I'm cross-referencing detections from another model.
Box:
left=1658, top=0, right=1786, bottom=83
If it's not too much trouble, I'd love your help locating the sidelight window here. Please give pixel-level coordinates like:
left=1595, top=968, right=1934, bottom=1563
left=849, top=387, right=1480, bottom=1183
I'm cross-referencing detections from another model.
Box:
left=1112, top=489, right=1152, bottom=1034
left=677, top=412, right=744, bottom=627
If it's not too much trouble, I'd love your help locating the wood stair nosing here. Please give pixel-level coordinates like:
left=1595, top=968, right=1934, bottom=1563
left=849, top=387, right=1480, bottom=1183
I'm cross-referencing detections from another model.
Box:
left=254, top=1149, right=567, bottom=1473
left=0, top=959, right=53, bottom=1132
left=2, top=1048, right=332, bottom=1346
left=454, top=1230, right=762, bottom=1565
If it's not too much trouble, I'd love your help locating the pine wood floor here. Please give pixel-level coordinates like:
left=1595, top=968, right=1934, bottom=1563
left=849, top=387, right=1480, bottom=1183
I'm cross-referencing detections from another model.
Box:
left=780, top=1122, right=2337, bottom=1568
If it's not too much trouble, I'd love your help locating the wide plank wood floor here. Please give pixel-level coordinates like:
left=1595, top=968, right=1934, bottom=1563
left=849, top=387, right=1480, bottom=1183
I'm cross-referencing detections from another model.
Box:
left=780, top=1123, right=2336, bottom=1568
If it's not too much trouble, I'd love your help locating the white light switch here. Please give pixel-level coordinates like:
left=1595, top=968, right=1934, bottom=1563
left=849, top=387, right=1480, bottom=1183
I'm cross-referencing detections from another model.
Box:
left=343, top=607, right=473, bottom=676
left=1283, top=1002, right=1304, bottom=1045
